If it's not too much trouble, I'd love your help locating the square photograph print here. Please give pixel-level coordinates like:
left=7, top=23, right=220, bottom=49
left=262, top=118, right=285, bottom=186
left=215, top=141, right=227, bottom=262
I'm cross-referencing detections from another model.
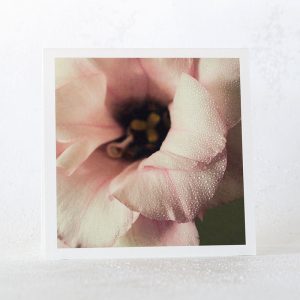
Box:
left=44, top=49, right=255, bottom=257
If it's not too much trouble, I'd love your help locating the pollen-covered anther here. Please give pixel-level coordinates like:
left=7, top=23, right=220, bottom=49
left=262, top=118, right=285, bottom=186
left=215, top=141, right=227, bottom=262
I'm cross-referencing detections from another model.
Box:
left=130, top=119, right=147, bottom=131
left=109, top=99, right=171, bottom=160
left=147, top=113, right=161, bottom=127
left=147, top=129, right=159, bottom=143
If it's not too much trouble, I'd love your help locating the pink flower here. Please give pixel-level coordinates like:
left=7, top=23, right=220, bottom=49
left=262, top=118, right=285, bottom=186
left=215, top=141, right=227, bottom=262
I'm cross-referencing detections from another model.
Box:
left=56, top=58, right=242, bottom=247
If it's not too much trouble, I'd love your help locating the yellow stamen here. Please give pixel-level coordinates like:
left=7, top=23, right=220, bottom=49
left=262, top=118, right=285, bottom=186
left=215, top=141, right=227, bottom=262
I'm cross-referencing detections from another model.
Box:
left=147, top=129, right=159, bottom=143
left=106, top=135, right=133, bottom=159
left=130, top=119, right=147, bottom=131
left=147, top=112, right=161, bottom=127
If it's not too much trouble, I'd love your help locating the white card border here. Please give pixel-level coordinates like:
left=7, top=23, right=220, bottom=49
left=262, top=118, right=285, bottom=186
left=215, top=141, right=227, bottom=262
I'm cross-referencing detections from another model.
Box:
left=42, top=48, right=256, bottom=259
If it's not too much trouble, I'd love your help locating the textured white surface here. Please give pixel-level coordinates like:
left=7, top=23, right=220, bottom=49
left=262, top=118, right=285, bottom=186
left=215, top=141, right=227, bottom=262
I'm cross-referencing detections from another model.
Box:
left=1, top=253, right=300, bottom=299
left=0, top=0, right=300, bottom=298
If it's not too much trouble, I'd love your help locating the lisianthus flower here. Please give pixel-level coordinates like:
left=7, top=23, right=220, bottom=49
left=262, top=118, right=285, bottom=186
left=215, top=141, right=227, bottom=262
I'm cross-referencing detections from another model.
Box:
left=56, top=57, right=242, bottom=248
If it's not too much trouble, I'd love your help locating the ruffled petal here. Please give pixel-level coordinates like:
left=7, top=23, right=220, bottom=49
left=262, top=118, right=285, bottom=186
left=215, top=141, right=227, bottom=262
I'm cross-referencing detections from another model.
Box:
left=209, top=122, right=244, bottom=207
left=198, top=58, right=241, bottom=129
left=55, top=58, right=99, bottom=89
left=110, top=74, right=227, bottom=222
left=93, top=58, right=148, bottom=105
left=110, top=152, right=226, bottom=222
left=56, top=124, right=122, bottom=176
left=57, top=151, right=138, bottom=248
left=57, top=137, right=104, bottom=176
left=140, top=58, right=195, bottom=102
left=56, top=71, right=122, bottom=175
left=114, top=215, right=199, bottom=247
left=56, top=72, right=116, bottom=128
left=162, top=73, right=226, bottom=163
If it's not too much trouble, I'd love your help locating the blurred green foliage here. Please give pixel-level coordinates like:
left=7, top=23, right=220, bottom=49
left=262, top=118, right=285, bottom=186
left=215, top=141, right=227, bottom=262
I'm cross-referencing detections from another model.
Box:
left=196, top=198, right=245, bottom=245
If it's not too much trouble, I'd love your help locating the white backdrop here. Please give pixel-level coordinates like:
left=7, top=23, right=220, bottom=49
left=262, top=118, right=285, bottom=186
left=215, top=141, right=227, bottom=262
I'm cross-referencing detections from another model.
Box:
left=0, top=0, right=299, bottom=258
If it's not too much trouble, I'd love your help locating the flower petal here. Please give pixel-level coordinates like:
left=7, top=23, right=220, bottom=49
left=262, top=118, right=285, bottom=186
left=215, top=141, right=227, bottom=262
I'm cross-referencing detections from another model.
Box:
left=93, top=58, right=148, bottom=104
left=56, top=70, right=122, bottom=175
left=110, top=74, right=227, bottom=222
left=162, top=73, right=227, bottom=163
left=114, top=215, right=199, bottom=247
left=56, top=137, right=103, bottom=176
left=140, top=58, right=195, bottom=101
left=209, top=122, right=244, bottom=207
left=55, top=58, right=99, bottom=89
left=198, top=58, right=241, bottom=129
left=56, top=72, right=116, bottom=128
left=57, top=151, right=138, bottom=248
left=57, top=238, right=69, bottom=248
left=110, top=151, right=226, bottom=222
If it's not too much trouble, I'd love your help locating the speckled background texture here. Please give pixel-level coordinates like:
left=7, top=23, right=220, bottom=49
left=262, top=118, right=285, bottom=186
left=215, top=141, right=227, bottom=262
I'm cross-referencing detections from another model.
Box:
left=0, top=0, right=299, bottom=299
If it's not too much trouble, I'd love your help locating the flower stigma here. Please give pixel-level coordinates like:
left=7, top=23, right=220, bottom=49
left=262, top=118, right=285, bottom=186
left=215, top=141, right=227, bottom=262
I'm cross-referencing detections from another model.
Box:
left=106, top=100, right=171, bottom=160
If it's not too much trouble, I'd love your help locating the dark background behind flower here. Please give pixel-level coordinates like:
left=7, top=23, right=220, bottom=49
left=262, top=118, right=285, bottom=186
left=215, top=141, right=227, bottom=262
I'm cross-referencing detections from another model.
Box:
left=197, top=197, right=245, bottom=245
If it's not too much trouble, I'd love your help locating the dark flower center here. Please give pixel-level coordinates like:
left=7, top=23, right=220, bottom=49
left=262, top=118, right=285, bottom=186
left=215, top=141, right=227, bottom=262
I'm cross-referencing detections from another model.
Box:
left=106, top=99, right=171, bottom=160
